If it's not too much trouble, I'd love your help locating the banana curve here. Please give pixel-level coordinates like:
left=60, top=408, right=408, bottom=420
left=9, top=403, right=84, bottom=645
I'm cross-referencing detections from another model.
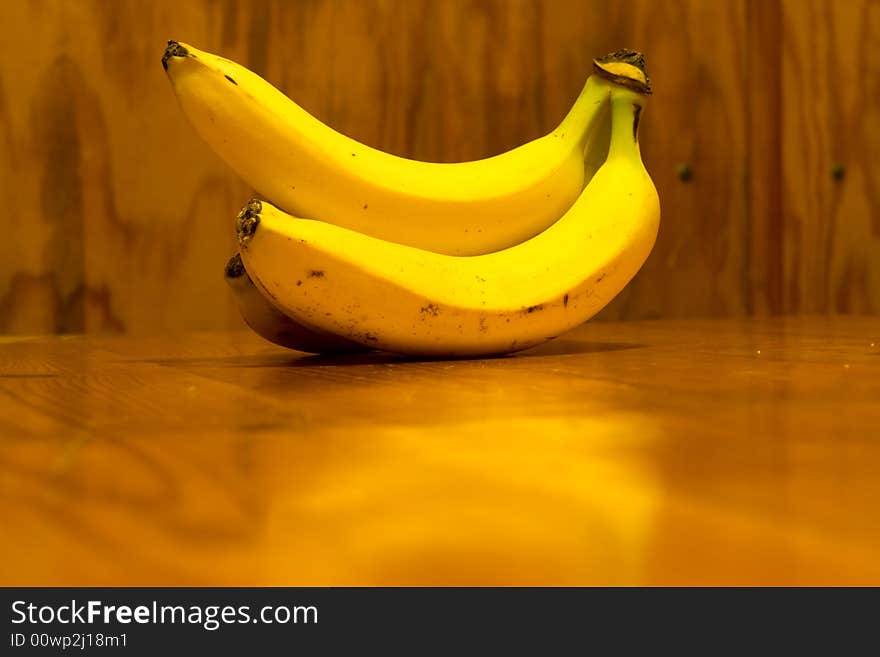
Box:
left=164, top=41, right=622, bottom=255
left=224, top=253, right=367, bottom=354
left=237, top=87, right=660, bottom=357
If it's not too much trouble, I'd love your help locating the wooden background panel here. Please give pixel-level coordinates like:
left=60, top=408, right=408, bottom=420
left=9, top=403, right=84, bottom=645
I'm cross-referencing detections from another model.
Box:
left=746, top=0, right=783, bottom=315
left=0, top=0, right=876, bottom=336
left=0, top=0, right=248, bottom=335
left=781, top=0, right=880, bottom=314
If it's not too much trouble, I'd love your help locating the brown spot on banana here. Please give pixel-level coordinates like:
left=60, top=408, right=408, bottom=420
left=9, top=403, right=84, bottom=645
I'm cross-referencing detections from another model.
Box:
left=307, top=270, right=325, bottom=278
left=633, top=103, right=642, bottom=141
left=224, top=74, right=238, bottom=85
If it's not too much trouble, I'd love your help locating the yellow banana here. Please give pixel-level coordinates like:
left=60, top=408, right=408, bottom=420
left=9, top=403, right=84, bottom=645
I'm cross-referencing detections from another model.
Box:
left=164, top=41, right=649, bottom=255
left=224, top=253, right=366, bottom=354
left=237, top=84, right=659, bottom=358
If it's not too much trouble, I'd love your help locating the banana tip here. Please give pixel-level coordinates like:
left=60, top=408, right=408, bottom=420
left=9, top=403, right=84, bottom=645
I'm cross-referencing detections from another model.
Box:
left=236, top=198, right=263, bottom=244
left=162, top=40, right=189, bottom=71
left=225, top=253, right=246, bottom=279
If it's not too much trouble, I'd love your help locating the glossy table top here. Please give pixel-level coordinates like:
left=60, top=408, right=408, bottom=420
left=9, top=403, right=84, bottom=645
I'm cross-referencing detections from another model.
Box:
left=1, top=317, right=878, bottom=585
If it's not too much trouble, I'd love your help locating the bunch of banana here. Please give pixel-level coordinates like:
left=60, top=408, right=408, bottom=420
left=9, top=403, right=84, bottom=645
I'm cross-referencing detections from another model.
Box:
left=164, top=42, right=659, bottom=357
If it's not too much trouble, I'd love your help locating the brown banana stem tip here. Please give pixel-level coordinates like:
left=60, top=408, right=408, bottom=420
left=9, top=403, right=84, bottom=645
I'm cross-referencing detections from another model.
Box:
left=225, top=253, right=246, bottom=279
left=593, top=48, right=652, bottom=95
left=161, top=40, right=189, bottom=71
left=236, top=198, right=262, bottom=244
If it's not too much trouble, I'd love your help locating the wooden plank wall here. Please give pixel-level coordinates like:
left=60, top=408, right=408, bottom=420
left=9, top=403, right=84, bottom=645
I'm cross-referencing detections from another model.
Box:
left=780, top=0, right=880, bottom=314
left=0, top=0, right=877, bottom=335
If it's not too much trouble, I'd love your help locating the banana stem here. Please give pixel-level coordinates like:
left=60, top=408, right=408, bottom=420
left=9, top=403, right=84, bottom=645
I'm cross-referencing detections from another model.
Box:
left=592, top=49, right=652, bottom=95
left=607, top=91, right=644, bottom=160
left=556, top=78, right=609, bottom=150
left=556, top=49, right=650, bottom=150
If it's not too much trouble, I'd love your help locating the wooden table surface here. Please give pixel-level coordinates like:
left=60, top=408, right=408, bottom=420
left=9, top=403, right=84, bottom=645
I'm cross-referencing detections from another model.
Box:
left=1, top=317, right=878, bottom=586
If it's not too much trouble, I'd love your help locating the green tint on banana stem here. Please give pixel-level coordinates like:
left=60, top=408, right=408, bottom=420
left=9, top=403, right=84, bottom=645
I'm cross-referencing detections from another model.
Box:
left=236, top=85, right=660, bottom=358
left=582, top=100, right=612, bottom=184
left=164, top=41, right=648, bottom=255
left=224, top=253, right=368, bottom=354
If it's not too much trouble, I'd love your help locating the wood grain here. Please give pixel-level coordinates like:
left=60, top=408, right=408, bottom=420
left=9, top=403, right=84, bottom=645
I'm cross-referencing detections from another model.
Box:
left=781, top=0, right=880, bottom=314
left=0, top=0, right=877, bottom=336
left=746, top=0, right=784, bottom=314
left=1, top=317, right=879, bottom=585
